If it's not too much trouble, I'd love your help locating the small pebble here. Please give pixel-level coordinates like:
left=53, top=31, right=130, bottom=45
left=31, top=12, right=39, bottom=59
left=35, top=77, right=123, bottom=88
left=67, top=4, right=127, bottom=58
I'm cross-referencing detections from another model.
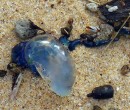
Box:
left=121, top=64, right=130, bottom=75
left=68, top=18, right=73, bottom=25
left=116, top=87, right=120, bottom=91
left=15, top=19, right=44, bottom=40
left=86, top=3, right=98, bottom=12
left=0, top=70, right=7, bottom=77
left=106, top=5, right=118, bottom=12
left=93, top=105, right=102, bottom=110
left=97, top=24, right=114, bottom=37
left=86, top=26, right=100, bottom=34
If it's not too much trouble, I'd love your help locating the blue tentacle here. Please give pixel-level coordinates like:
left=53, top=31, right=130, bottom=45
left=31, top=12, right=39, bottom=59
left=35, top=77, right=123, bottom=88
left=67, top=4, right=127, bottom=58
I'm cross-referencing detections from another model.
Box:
left=59, top=36, right=70, bottom=47
left=119, top=27, right=130, bottom=35
left=82, top=37, right=119, bottom=47
left=68, top=39, right=81, bottom=51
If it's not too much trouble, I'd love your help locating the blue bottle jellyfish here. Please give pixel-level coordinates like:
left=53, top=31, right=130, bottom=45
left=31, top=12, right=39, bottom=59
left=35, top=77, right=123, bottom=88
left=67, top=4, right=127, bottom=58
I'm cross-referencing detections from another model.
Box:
left=11, top=34, right=75, bottom=96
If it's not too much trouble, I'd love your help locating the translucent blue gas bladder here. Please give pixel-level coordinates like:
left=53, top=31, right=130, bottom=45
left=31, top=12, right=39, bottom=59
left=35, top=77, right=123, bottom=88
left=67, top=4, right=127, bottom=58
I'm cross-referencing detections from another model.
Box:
left=11, top=34, right=75, bottom=96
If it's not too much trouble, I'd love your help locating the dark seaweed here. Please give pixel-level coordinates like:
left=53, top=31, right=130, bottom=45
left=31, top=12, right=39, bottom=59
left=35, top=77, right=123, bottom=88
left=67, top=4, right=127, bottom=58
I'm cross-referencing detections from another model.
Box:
left=99, top=0, right=130, bottom=23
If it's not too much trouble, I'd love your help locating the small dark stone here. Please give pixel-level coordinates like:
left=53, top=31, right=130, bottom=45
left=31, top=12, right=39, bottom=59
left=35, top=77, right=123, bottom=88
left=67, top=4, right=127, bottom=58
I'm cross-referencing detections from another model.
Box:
left=80, top=33, right=97, bottom=42
left=68, top=18, right=73, bottom=25
left=80, top=33, right=88, bottom=39
left=0, top=70, right=7, bottom=77
left=121, top=64, right=130, bottom=75
left=87, top=85, right=114, bottom=99
left=100, top=74, right=102, bottom=76
left=57, top=0, right=62, bottom=4
left=93, top=105, right=102, bottom=110
left=51, top=4, right=54, bottom=8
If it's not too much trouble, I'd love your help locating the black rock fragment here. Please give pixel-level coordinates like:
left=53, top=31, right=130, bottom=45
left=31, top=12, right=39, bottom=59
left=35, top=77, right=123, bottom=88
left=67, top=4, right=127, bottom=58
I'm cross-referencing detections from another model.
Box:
left=87, top=85, right=114, bottom=99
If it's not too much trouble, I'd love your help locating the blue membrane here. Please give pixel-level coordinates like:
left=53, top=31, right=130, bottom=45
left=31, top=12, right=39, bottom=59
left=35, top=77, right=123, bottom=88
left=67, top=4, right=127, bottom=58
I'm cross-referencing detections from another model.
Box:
left=11, top=34, right=75, bottom=96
